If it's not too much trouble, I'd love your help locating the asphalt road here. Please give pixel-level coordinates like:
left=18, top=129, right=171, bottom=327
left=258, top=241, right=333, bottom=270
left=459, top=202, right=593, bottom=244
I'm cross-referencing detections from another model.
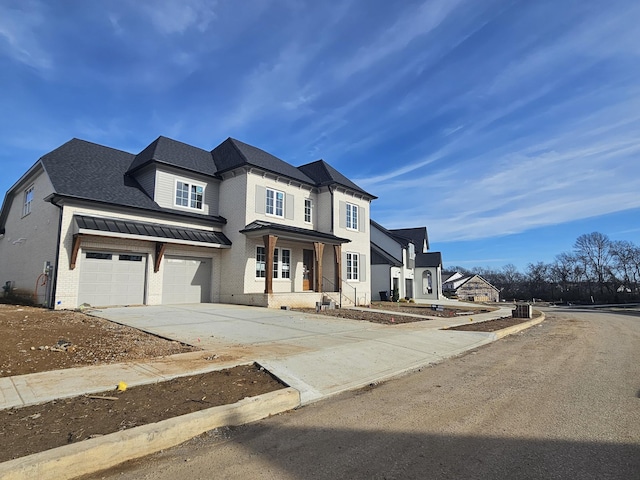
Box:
left=90, top=309, right=640, bottom=480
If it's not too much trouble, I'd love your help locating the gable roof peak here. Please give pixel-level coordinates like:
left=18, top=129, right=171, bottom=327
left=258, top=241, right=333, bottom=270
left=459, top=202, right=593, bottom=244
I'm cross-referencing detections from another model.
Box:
left=297, top=159, right=376, bottom=199
left=128, top=135, right=217, bottom=177
left=211, top=137, right=316, bottom=185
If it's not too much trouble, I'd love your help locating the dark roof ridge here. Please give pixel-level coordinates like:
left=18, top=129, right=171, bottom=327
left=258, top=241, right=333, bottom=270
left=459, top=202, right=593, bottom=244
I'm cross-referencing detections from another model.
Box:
left=65, top=137, right=132, bottom=155
left=227, top=137, right=251, bottom=163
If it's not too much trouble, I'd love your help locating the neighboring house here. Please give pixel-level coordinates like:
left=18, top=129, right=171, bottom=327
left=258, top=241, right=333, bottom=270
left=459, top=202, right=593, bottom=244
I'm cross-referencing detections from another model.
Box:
left=370, top=222, right=443, bottom=301
left=0, top=136, right=375, bottom=309
left=442, top=272, right=500, bottom=302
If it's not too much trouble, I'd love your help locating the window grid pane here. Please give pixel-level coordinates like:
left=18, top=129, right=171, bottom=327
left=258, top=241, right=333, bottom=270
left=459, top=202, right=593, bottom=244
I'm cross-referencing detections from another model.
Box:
left=346, top=252, right=359, bottom=280
left=266, top=189, right=274, bottom=215
left=191, top=185, right=203, bottom=209
left=353, top=254, right=359, bottom=280
left=275, top=191, right=284, bottom=217
left=176, top=182, right=189, bottom=206
left=23, top=186, right=34, bottom=216
left=282, top=249, right=291, bottom=278
left=304, top=199, right=312, bottom=223
left=256, top=246, right=266, bottom=278
left=273, top=249, right=279, bottom=279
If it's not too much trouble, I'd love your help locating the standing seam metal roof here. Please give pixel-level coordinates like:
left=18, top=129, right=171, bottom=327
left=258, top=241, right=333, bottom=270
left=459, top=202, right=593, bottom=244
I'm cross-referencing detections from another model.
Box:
left=75, top=215, right=231, bottom=246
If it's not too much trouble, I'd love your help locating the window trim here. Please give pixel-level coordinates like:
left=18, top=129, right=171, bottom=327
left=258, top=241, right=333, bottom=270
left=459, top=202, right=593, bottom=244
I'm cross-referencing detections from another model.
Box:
left=346, top=203, right=358, bottom=231
left=346, top=252, right=359, bottom=281
left=304, top=198, right=313, bottom=224
left=174, top=179, right=205, bottom=211
left=265, top=188, right=285, bottom=218
left=23, top=185, right=34, bottom=217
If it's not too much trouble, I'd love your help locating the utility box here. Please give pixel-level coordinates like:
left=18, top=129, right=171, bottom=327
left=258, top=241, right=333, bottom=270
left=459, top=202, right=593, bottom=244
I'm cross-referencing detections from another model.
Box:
left=512, top=303, right=533, bottom=319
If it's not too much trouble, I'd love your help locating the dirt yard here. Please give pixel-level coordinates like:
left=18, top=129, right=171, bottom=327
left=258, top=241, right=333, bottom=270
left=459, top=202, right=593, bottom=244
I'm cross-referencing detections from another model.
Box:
left=0, top=303, right=286, bottom=462
left=0, top=303, right=197, bottom=377
left=0, top=364, right=285, bottom=462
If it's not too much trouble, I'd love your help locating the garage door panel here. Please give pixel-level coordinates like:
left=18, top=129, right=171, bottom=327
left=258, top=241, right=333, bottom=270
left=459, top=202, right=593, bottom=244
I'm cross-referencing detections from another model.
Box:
left=162, top=256, right=211, bottom=304
left=79, top=251, right=146, bottom=307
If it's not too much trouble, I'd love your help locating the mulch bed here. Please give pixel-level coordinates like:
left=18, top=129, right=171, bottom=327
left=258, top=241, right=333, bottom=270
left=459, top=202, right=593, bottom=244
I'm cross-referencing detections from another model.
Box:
left=447, top=316, right=537, bottom=332
left=297, top=308, right=429, bottom=324
left=0, top=364, right=285, bottom=463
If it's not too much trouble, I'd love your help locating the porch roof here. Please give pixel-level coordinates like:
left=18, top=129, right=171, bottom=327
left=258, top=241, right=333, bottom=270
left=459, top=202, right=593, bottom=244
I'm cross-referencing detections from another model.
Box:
left=74, top=215, right=232, bottom=248
left=240, top=220, right=350, bottom=245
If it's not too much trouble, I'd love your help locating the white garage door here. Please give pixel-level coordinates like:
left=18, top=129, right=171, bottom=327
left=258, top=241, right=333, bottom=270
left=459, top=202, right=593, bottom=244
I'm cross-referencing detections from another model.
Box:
left=78, top=252, right=146, bottom=307
left=162, top=256, right=211, bottom=304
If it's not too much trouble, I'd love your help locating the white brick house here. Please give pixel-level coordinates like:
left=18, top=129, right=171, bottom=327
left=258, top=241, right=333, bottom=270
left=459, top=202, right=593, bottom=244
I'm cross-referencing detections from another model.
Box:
left=370, top=222, right=443, bottom=301
left=0, top=136, right=375, bottom=309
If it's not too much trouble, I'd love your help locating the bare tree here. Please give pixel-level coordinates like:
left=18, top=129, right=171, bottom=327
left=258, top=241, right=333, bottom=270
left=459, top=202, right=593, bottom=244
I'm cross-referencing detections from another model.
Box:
left=574, top=232, right=615, bottom=299
left=526, top=262, right=550, bottom=300
left=610, top=240, right=640, bottom=298
left=550, top=252, right=583, bottom=302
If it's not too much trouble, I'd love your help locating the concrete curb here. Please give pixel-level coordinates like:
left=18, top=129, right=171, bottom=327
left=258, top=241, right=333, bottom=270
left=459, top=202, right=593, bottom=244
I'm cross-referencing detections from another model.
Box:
left=492, top=312, right=545, bottom=339
left=0, top=387, right=300, bottom=480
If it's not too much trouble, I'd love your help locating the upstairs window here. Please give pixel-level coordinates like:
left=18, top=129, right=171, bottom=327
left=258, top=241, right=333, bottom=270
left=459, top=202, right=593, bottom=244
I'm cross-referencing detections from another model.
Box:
left=304, top=198, right=312, bottom=223
left=23, top=185, right=34, bottom=217
left=346, top=203, right=358, bottom=230
left=408, top=243, right=416, bottom=260
left=175, top=181, right=204, bottom=210
left=266, top=188, right=284, bottom=217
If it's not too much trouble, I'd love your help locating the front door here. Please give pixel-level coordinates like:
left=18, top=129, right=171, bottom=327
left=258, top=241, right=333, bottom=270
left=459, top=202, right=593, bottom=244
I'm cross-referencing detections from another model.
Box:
left=303, top=249, right=314, bottom=291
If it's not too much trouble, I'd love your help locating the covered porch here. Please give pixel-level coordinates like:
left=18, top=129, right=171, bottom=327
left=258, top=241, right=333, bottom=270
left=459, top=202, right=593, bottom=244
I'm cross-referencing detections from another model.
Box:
left=240, top=221, right=352, bottom=308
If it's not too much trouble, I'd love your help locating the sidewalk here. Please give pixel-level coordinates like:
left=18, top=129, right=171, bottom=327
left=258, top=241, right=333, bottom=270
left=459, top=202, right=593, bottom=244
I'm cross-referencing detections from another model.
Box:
left=0, top=351, right=241, bottom=410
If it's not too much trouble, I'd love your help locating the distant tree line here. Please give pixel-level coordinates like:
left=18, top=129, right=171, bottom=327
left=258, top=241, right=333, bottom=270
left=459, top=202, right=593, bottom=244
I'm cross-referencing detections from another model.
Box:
left=448, top=232, right=640, bottom=304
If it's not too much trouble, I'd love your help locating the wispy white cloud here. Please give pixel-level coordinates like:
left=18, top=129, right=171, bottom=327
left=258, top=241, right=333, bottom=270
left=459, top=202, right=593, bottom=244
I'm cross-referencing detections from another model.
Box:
left=137, top=0, right=218, bottom=35
left=0, top=0, right=51, bottom=70
left=334, top=0, right=466, bottom=80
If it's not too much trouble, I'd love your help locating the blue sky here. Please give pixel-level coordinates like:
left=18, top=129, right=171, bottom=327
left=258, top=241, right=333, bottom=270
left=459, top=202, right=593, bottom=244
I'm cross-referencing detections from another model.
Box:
left=1, top=0, right=639, bottom=271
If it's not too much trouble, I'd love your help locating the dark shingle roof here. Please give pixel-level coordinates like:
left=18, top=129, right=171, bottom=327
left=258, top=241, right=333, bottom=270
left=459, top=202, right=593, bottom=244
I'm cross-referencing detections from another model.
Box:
left=390, top=227, right=441, bottom=268
left=41, top=139, right=226, bottom=223
left=42, top=139, right=157, bottom=209
left=212, top=138, right=315, bottom=184
left=298, top=160, right=376, bottom=199
left=128, top=136, right=217, bottom=177
left=415, top=251, right=442, bottom=268
left=389, top=227, right=429, bottom=251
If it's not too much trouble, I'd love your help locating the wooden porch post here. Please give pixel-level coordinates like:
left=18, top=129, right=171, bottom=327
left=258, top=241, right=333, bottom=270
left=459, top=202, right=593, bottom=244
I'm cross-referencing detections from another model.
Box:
left=154, top=242, right=167, bottom=273
left=334, top=244, right=342, bottom=291
left=263, top=235, right=278, bottom=294
left=70, top=234, right=83, bottom=270
left=313, top=242, right=325, bottom=293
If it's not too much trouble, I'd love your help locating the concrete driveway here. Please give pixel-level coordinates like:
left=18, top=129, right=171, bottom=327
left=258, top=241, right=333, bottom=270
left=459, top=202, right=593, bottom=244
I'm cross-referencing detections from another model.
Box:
left=92, top=304, right=500, bottom=404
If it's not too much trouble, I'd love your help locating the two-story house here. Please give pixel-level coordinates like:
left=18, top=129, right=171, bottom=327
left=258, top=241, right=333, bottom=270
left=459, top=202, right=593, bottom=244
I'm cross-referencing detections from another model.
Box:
left=370, top=222, right=443, bottom=301
left=0, top=136, right=375, bottom=309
